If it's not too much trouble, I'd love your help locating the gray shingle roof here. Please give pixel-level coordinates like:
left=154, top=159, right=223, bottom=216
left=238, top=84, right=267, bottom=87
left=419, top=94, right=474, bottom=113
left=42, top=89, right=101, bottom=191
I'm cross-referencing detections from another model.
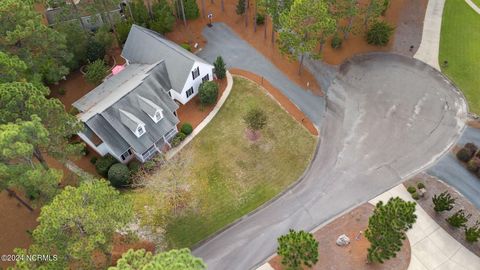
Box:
left=79, top=61, right=180, bottom=157
left=121, top=24, right=210, bottom=93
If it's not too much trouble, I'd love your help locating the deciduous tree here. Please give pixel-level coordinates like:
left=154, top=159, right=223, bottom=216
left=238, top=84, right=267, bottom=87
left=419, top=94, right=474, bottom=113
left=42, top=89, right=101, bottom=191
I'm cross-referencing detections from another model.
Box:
left=365, top=197, right=417, bottom=263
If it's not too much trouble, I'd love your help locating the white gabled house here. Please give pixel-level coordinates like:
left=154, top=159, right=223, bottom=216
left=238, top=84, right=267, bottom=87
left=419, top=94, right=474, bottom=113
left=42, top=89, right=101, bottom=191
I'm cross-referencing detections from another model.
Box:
left=121, top=24, right=215, bottom=105
left=72, top=24, right=215, bottom=164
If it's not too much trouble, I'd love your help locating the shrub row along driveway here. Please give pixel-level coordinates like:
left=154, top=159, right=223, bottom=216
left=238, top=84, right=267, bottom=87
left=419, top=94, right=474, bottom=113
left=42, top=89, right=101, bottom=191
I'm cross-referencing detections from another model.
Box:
left=193, top=53, right=467, bottom=270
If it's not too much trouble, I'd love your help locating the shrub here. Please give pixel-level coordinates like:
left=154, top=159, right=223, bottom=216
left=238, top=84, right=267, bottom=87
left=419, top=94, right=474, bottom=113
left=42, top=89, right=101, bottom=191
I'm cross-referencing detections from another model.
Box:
left=171, top=132, right=187, bottom=147
left=214, top=56, right=227, bottom=79
left=407, top=186, right=416, bottom=194
left=183, top=0, right=200, bottom=19
left=432, top=191, right=455, bottom=212
left=150, top=0, right=176, bottom=34
left=82, top=145, right=90, bottom=156
left=331, top=33, right=342, bottom=49
left=256, top=13, right=265, bottom=25
left=181, top=123, right=193, bottom=135
left=417, top=182, right=425, bottom=189
left=236, top=0, right=246, bottom=15
left=85, top=59, right=108, bottom=85
left=244, top=108, right=268, bottom=131
left=411, top=192, right=420, bottom=200
left=465, top=221, right=480, bottom=243
left=86, top=38, right=106, bottom=62
left=128, top=160, right=141, bottom=175
left=94, top=26, right=114, bottom=51
left=69, top=107, right=80, bottom=116
left=465, top=142, right=478, bottom=154
left=457, top=148, right=472, bottom=162
left=95, top=154, right=118, bottom=177
left=90, top=156, right=98, bottom=164
left=108, top=163, right=131, bottom=188
left=57, top=87, right=66, bottom=95
left=116, top=20, right=133, bottom=44
left=467, top=159, right=479, bottom=172
left=446, top=210, right=471, bottom=228
left=180, top=43, right=192, bottom=52
left=199, top=81, right=219, bottom=105
left=277, top=229, right=318, bottom=269
left=366, top=20, right=394, bottom=46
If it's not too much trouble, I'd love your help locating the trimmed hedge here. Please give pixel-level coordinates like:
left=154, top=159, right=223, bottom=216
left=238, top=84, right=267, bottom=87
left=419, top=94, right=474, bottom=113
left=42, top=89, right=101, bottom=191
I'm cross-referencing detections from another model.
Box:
left=407, top=186, right=416, bottom=194
left=417, top=182, right=425, bottom=189
left=181, top=123, right=193, bottom=135
left=199, top=81, right=219, bottom=105
left=108, top=163, right=131, bottom=188
left=95, top=154, right=118, bottom=177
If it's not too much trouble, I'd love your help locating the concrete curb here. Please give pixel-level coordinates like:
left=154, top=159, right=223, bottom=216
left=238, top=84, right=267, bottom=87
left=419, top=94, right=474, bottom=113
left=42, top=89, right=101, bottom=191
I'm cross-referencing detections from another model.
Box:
left=466, top=0, right=480, bottom=14
left=166, top=71, right=234, bottom=160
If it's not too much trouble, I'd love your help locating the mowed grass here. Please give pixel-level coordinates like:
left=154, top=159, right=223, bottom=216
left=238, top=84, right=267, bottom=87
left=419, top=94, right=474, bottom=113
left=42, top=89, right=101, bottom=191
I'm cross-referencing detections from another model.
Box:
left=472, top=0, right=480, bottom=8
left=129, top=77, right=317, bottom=248
left=439, top=0, right=480, bottom=113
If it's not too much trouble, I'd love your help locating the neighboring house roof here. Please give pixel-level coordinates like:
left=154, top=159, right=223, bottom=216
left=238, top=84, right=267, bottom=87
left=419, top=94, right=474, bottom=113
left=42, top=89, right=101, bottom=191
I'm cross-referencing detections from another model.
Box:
left=122, top=24, right=211, bottom=93
left=74, top=61, right=179, bottom=157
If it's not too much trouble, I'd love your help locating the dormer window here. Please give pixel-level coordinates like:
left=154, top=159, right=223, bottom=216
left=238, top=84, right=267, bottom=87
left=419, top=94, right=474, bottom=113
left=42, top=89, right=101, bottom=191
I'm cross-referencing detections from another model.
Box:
left=153, top=109, right=163, bottom=123
left=135, top=125, right=146, bottom=137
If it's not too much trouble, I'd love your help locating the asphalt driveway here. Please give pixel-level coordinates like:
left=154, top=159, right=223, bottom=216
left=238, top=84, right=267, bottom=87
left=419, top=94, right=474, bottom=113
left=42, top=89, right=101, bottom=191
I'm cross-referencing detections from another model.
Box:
left=193, top=53, right=467, bottom=270
left=198, top=23, right=328, bottom=124
left=428, top=127, right=480, bottom=209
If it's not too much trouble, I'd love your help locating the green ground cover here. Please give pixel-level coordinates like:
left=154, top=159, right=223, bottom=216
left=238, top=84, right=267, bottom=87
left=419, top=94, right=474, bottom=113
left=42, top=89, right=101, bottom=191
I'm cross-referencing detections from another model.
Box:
left=439, top=0, right=480, bottom=113
left=472, top=0, right=480, bottom=8
left=127, top=77, right=317, bottom=248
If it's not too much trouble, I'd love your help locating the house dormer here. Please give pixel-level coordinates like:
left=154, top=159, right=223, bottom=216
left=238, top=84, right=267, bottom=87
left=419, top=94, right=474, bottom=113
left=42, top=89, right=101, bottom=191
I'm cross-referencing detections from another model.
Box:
left=119, top=109, right=146, bottom=138
left=137, top=95, right=164, bottom=123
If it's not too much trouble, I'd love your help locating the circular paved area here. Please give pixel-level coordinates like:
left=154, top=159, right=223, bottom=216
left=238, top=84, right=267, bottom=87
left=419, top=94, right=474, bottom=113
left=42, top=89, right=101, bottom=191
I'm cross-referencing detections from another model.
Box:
left=193, top=53, right=467, bottom=270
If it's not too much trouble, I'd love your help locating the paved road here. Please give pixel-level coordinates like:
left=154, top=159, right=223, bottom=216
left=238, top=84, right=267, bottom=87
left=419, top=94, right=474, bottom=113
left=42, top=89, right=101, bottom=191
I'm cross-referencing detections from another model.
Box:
left=198, top=23, right=329, bottom=124
left=193, top=53, right=467, bottom=270
left=428, top=127, right=480, bottom=209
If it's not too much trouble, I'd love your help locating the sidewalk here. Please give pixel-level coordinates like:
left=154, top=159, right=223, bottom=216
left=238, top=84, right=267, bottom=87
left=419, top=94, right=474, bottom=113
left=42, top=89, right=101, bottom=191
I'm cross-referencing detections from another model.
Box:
left=414, top=0, right=446, bottom=70
left=370, top=185, right=480, bottom=270
left=466, top=0, right=480, bottom=14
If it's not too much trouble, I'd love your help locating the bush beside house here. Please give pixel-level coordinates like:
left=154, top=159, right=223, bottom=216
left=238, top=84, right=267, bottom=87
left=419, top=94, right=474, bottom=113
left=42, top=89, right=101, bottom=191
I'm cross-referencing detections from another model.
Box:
left=199, top=81, right=219, bottom=105
left=108, top=163, right=131, bottom=188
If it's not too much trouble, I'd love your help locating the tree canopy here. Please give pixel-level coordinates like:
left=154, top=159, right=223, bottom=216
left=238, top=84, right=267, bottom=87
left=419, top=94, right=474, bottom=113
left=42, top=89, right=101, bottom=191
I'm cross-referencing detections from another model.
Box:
left=110, top=248, right=206, bottom=270
left=17, top=179, right=134, bottom=269
left=277, top=229, right=319, bottom=270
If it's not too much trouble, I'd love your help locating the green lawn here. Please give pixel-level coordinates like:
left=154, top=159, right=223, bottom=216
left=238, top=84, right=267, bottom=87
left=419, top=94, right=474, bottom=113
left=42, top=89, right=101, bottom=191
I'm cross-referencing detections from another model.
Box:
left=472, top=0, right=480, bottom=8
left=127, top=77, right=317, bottom=248
left=439, top=0, right=480, bottom=113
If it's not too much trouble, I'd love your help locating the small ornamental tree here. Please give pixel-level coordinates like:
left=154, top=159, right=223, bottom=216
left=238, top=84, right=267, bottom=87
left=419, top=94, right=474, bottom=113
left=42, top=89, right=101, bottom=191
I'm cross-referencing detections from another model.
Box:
left=109, top=248, right=206, bottom=270
left=86, top=38, right=106, bottom=62
left=243, top=108, right=268, bottom=131
left=366, top=20, right=394, bottom=46
left=277, top=229, right=319, bottom=270
left=365, top=197, right=417, bottom=263
left=236, top=0, right=246, bottom=15
left=214, top=56, right=227, bottom=79
left=108, top=163, right=131, bottom=188
left=85, top=59, right=108, bottom=85
left=198, top=81, right=219, bottom=105
left=432, top=191, right=455, bottom=212
left=465, top=221, right=480, bottom=243
left=446, top=210, right=471, bottom=228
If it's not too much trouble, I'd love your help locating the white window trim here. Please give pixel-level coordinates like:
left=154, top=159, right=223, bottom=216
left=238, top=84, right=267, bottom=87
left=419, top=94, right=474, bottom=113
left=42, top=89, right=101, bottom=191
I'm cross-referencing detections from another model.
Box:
left=135, top=124, right=146, bottom=138
left=152, top=109, right=164, bottom=123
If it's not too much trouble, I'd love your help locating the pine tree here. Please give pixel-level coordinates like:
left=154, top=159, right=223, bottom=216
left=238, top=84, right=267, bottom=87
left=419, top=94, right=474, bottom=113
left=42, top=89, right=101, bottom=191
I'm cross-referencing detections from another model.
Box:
left=432, top=191, right=455, bottom=212
left=214, top=56, right=227, bottom=79
left=183, top=0, right=200, bottom=19
left=365, top=197, right=417, bottom=263
left=110, top=248, right=206, bottom=269
left=277, top=229, right=319, bottom=270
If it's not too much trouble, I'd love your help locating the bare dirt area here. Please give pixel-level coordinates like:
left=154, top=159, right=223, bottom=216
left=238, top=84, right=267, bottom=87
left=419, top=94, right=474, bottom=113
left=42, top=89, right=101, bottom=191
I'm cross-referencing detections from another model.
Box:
left=0, top=191, right=40, bottom=269
left=176, top=79, right=227, bottom=129
left=230, top=68, right=318, bottom=136
left=268, top=203, right=411, bottom=270
left=166, top=0, right=323, bottom=96
left=404, top=173, right=480, bottom=257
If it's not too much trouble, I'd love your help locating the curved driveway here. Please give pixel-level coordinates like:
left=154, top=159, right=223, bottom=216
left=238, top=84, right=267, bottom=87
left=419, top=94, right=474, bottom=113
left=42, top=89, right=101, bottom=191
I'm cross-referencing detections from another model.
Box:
left=193, top=52, right=467, bottom=269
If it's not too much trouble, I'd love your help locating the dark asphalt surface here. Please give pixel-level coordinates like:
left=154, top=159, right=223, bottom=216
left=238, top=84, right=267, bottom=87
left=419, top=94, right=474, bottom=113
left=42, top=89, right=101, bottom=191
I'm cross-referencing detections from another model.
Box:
left=198, top=23, right=328, bottom=125
left=428, top=127, right=480, bottom=209
left=193, top=53, right=467, bottom=270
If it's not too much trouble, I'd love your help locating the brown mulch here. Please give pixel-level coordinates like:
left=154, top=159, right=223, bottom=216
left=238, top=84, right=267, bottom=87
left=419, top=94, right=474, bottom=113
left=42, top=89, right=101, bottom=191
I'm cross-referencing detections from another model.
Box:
left=230, top=69, right=319, bottom=136
left=404, top=173, right=480, bottom=257
left=176, top=78, right=227, bottom=130
left=467, top=120, right=480, bottom=129
left=269, top=203, right=411, bottom=270
left=166, top=0, right=323, bottom=96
